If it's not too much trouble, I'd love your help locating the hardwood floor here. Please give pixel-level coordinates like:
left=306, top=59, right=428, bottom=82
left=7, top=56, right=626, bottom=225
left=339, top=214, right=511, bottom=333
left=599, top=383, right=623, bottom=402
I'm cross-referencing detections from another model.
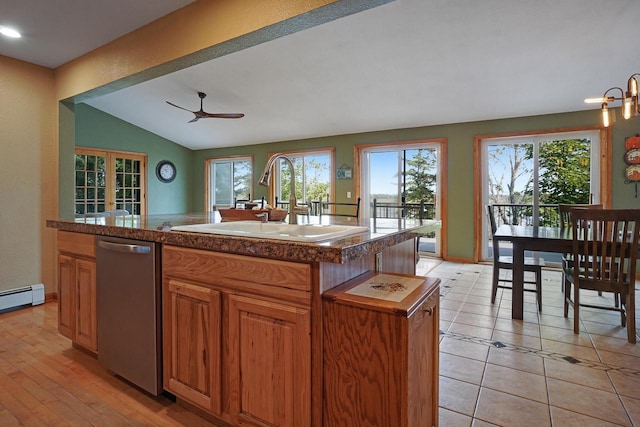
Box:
left=0, top=302, right=217, bottom=426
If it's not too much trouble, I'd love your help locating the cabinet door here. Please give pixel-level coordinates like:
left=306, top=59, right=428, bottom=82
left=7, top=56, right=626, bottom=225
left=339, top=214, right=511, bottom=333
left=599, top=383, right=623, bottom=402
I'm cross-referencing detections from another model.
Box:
left=228, top=295, right=310, bottom=427
left=75, top=259, right=97, bottom=352
left=57, top=254, right=75, bottom=339
left=164, top=279, right=221, bottom=415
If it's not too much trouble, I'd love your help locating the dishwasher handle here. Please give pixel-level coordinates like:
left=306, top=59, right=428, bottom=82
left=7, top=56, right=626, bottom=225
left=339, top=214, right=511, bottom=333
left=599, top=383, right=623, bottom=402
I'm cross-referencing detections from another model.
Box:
left=98, top=240, right=151, bottom=254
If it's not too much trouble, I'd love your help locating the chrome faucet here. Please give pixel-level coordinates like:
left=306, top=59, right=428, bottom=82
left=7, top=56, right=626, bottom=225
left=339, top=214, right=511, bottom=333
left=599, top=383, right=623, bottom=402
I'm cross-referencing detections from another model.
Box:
left=259, top=153, right=306, bottom=224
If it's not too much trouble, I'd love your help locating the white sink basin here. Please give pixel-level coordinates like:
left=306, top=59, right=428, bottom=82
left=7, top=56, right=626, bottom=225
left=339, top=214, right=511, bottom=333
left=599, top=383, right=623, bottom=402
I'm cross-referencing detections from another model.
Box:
left=171, top=221, right=369, bottom=242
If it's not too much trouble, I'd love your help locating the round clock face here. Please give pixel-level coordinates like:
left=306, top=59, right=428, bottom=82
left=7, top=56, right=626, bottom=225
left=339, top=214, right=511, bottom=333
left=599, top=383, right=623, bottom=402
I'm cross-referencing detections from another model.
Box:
left=156, top=161, right=176, bottom=183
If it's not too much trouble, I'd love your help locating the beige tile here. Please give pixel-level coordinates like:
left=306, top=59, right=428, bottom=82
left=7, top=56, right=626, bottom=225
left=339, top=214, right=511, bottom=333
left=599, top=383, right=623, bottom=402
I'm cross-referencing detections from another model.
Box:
left=448, top=322, right=494, bottom=340
left=439, top=376, right=480, bottom=416
left=544, top=358, right=615, bottom=392
left=547, top=378, right=631, bottom=426
left=486, top=347, right=545, bottom=376
left=458, top=302, right=500, bottom=317
left=481, top=363, right=548, bottom=403
left=583, top=320, right=634, bottom=340
left=441, top=299, right=464, bottom=311
left=621, top=396, right=640, bottom=427
left=550, top=406, right=625, bottom=427
left=471, top=419, right=500, bottom=427
left=538, top=313, right=576, bottom=330
left=493, top=318, right=540, bottom=337
left=440, top=337, right=489, bottom=362
left=474, top=388, right=551, bottom=427
left=541, top=339, right=600, bottom=362
left=491, top=330, right=542, bottom=350
left=438, top=407, right=472, bottom=427
left=539, top=325, right=594, bottom=347
left=440, top=307, right=460, bottom=321
left=608, top=370, right=640, bottom=399
left=440, top=353, right=486, bottom=385
left=598, top=349, right=640, bottom=371
left=590, top=334, right=640, bottom=357
left=453, top=312, right=497, bottom=329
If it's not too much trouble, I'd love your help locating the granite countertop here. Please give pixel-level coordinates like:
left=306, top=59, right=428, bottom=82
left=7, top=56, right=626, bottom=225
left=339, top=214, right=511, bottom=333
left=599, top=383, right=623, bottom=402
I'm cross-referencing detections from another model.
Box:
left=47, top=212, right=439, bottom=264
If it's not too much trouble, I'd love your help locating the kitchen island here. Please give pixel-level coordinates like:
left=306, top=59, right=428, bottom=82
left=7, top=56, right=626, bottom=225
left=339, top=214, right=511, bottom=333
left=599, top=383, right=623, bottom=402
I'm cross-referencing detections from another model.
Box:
left=47, top=213, right=440, bottom=427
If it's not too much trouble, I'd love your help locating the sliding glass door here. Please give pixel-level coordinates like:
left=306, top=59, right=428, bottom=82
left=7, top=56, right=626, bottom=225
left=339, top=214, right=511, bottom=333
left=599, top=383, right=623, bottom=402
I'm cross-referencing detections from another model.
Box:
left=360, top=142, right=442, bottom=256
left=481, top=130, right=601, bottom=262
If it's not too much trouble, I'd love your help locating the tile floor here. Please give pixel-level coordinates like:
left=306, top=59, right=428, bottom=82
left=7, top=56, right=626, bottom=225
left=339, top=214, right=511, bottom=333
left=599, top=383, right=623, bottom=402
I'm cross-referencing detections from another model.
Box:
left=416, top=259, right=640, bottom=427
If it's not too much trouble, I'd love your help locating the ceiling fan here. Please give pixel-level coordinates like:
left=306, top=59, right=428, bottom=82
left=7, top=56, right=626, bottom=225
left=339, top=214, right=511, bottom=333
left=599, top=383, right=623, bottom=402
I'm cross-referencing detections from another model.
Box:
left=166, top=91, right=244, bottom=123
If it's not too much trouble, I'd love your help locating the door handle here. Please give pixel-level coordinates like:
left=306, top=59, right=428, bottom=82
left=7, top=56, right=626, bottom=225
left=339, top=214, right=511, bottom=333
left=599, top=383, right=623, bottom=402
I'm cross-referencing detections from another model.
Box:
left=98, top=240, right=151, bottom=254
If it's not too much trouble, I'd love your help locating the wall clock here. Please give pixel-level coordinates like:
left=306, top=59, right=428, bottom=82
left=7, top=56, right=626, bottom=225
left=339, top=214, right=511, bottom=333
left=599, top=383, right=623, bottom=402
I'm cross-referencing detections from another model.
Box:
left=156, top=160, right=176, bottom=183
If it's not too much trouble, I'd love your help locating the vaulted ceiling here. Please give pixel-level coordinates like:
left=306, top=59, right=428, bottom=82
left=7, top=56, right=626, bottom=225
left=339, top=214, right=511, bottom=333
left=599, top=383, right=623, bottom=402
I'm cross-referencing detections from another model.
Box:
left=3, top=0, right=639, bottom=150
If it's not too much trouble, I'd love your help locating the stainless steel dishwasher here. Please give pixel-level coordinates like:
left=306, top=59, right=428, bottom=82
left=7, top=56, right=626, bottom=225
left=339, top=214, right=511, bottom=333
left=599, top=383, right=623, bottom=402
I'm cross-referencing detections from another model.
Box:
left=96, top=236, right=162, bottom=395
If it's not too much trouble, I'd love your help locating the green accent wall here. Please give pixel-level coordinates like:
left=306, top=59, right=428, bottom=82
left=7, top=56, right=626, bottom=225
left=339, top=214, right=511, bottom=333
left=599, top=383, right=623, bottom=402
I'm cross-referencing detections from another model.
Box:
left=193, top=108, right=640, bottom=261
left=74, top=104, right=194, bottom=214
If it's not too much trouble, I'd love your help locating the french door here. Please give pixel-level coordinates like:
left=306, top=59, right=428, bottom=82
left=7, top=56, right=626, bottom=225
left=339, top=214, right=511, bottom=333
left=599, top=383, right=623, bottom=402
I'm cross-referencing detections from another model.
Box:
left=480, top=130, right=601, bottom=262
left=75, top=147, right=147, bottom=216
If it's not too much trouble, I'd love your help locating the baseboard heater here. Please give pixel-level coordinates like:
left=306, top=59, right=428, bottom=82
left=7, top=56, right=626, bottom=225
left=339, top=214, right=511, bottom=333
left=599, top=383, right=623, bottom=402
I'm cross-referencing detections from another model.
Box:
left=0, top=284, right=45, bottom=312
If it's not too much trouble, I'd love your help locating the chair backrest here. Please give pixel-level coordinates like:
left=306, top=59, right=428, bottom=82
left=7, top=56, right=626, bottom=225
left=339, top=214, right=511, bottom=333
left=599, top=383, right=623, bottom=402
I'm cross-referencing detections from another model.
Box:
left=559, top=204, right=603, bottom=230
left=570, top=208, right=640, bottom=290
left=319, top=197, right=361, bottom=218
left=486, top=205, right=497, bottom=234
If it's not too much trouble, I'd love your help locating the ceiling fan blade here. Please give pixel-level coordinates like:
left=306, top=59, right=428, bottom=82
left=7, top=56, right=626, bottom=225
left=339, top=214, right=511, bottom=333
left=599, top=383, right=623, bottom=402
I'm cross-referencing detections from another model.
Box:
left=203, top=113, right=245, bottom=119
left=166, top=101, right=195, bottom=113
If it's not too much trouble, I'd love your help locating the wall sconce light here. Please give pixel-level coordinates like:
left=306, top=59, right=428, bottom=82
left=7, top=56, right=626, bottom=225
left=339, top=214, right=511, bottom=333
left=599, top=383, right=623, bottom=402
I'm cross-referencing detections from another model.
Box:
left=585, top=73, right=640, bottom=127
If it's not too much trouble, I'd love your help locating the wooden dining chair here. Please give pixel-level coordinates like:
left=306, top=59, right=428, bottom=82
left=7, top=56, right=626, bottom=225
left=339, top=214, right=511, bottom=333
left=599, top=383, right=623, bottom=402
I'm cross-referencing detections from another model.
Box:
left=563, top=208, right=639, bottom=343
left=559, top=204, right=603, bottom=293
left=486, top=205, right=545, bottom=311
left=318, top=196, right=361, bottom=219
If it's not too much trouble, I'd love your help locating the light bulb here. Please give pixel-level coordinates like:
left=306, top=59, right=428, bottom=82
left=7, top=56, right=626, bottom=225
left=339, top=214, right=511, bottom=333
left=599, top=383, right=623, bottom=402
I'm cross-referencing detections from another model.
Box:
left=602, top=103, right=610, bottom=127
left=630, top=78, right=638, bottom=97
left=624, top=96, right=632, bottom=119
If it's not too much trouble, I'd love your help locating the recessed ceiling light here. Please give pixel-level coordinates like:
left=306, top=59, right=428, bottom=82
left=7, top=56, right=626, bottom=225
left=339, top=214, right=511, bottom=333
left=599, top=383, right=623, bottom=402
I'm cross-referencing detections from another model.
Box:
left=0, top=26, right=21, bottom=38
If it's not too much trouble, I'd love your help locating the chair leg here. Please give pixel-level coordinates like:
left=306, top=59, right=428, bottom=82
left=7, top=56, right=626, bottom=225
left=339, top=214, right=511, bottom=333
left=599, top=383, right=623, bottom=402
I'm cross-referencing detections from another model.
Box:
left=626, top=291, right=636, bottom=344
left=563, top=277, right=570, bottom=318
left=491, top=265, right=499, bottom=304
left=573, top=279, right=580, bottom=335
left=536, top=269, right=542, bottom=312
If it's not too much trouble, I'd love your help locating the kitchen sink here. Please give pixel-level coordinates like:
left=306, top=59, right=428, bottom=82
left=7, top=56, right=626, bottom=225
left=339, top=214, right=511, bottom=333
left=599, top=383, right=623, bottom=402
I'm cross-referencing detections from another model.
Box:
left=171, top=221, right=369, bottom=242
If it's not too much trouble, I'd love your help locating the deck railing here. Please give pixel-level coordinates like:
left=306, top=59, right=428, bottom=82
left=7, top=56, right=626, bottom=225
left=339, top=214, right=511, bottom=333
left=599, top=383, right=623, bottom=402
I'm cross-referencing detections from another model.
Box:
left=491, top=204, right=561, bottom=228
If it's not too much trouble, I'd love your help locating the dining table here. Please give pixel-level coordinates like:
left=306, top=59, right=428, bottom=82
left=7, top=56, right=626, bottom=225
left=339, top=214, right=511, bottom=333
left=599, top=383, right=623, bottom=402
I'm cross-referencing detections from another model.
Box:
left=494, top=224, right=572, bottom=319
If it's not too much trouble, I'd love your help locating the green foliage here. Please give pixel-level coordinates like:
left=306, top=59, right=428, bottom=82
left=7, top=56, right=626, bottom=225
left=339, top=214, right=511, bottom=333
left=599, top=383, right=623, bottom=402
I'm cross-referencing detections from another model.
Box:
left=536, top=139, right=591, bottom=204
left=404, top=149, right=437, bottom=203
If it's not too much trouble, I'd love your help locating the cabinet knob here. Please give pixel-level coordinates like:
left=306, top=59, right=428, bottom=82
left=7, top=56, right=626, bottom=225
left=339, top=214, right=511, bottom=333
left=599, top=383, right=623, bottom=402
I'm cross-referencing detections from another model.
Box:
left=424, top=306, right=433, bottom=316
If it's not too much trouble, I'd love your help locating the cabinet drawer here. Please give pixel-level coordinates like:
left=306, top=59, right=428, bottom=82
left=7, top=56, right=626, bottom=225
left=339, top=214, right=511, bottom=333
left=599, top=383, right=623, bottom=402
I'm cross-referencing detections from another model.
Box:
left=58, top=231, right=96, bottom=258
left=163, top=246, right=311, bottom=303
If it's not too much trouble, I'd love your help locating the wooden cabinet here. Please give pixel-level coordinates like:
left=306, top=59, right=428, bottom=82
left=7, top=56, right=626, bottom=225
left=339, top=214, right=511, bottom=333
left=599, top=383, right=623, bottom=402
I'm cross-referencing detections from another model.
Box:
left=163, top=279, right=221, bottom=415
left=228, top=295, right=310, bottom=427
left=57, top=231, right=98, bottom=353
left=322, top=272, right=440, bottom=427
left=162, top=245, right=312, bottom=426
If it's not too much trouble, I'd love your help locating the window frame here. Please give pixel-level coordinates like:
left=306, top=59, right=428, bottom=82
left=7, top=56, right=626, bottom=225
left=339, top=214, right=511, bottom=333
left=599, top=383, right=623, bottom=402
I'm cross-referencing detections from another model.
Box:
left=204, top=155, right=254, bottom=210
left=266, top=148, right=335, bottom=207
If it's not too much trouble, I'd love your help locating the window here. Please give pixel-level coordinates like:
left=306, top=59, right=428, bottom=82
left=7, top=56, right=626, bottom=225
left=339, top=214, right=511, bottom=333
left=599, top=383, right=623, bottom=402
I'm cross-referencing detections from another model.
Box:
left=75, top=148, right=147, bottom=215
left=271, top=150, right=333, bottom=205
left=477, top=129, right=606, bottom=263
left=205, top=156, right=253, bottom=209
